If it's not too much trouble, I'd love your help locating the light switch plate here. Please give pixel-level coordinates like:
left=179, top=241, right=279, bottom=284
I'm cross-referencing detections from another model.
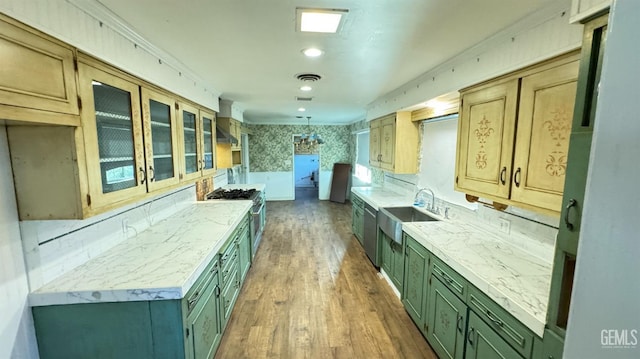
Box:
left=498, top=218, right=511, bottom=234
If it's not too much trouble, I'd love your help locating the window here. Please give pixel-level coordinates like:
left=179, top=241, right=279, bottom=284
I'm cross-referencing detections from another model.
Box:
left=355, top=131, right=371, bottom=183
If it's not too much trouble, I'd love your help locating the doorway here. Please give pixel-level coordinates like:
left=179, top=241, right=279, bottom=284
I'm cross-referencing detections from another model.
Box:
left=293, top=135, right=320, bottom=201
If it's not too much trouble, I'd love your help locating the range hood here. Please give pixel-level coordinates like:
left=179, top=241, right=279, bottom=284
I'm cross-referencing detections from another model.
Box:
left=216, top=124, right=238, bottom=145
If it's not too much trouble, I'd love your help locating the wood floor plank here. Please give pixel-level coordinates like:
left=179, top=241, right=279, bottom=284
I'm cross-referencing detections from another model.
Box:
left=215, top=198, right=437, bottom=359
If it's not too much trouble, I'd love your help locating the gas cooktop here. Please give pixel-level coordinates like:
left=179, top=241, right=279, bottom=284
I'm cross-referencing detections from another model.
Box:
left=207, top=188, right=257, bottom=200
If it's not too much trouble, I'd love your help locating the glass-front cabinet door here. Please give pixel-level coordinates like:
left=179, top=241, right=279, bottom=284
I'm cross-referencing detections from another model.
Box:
left=200, top=110, right=217, bottom=177
left=78, top=63, right=147, bottom=209
left=179, top=102, right=202, bottom=181
left=141, top=88, right=181, bottom=191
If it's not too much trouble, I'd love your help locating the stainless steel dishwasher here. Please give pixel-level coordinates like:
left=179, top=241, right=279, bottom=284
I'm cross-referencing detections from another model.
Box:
left=363, top=203, right=378, bottom=267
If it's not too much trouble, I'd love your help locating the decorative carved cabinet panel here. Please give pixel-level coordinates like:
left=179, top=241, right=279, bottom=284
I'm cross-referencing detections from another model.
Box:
left=456, top=79, right=518, bottom=200
left=455, top=52, right=580, bottom=215
left=379, top=117, right=396, bottom=171
left=512, top=61, right=579, bottom=211
left=369, top=119, right=382, bottom=168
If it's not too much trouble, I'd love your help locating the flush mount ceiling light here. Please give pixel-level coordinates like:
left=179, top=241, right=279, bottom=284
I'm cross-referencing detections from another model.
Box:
left=300, top=85, right=312, bottom=91
left=296, top=8, right=348, bottom=33
left=302, top=48, right=323, bottom=57
left=298, top=107, right=306, bottom=112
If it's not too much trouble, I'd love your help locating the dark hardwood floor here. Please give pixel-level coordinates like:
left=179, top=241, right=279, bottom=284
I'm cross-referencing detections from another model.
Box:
left=214, top=196, right=437, bottom=359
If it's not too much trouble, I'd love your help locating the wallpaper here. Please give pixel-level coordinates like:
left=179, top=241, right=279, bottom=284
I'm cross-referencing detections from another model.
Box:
left=247, top=124, right=352, bottom=172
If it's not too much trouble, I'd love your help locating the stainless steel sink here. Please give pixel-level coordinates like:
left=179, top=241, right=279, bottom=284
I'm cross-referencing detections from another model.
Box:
left=378, top=206, right=439, bottom=244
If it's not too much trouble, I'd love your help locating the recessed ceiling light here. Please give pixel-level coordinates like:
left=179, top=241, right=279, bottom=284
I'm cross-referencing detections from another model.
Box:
left=296, top=8, right=348, bottom=33
left=298, top=107, right=306, bottom=112
left=300, top=85, right=312, bottom=91
left=302, top=48, right=323, bottom=57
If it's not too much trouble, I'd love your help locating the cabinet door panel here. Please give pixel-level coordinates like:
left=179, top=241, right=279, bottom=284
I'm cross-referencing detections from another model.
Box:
left=79, top=64, right=147, bottom=209
left=402, top=236, right=429, bottom=334
left=391, top=241, right=404, bottom=293
left=180, top=103, right=202, bottom=181
left=0, top=15, right=79, bottom=119
left=512, top=61, right=579, bottom=211
left=380, top=232, right=393, bottom=275
left=187, top=271, right=221, bottom=359
left=141, top=88, right=181, bottom=192
left=201, top=110, right=217, bottom=176
left=427, top=277, right=467, bottom=359
left=369, top=121, right=381, bottom=167
left=466, top=311, right=523, bottom=359
left=457, top=80, right=518, bottom=199
left=380, top=118, right=395, bottom=171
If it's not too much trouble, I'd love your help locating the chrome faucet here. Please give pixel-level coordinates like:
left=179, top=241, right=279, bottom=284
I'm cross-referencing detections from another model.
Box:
left=414, top=187, right=436, bottom=213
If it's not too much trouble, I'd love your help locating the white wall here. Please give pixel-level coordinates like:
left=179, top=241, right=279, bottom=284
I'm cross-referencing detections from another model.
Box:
left=565, top=1, right=640, bottom=357
left=249, top=171, right=333, bottom=200
left=0, top=125, right=39, bottom=359
left=367, top=0, right=582, bottom=119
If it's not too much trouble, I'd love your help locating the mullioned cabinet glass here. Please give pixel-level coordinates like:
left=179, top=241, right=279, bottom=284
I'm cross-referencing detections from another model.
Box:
left=78, top=63, right=147, bottom=210
left=427, top=277, right=468, bottom=359
left=141, top=88, right=181, bottom=192
left=402, top=233, right=430, bottom=336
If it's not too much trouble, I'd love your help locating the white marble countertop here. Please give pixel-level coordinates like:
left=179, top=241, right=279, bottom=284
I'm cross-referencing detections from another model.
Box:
left=30, top=201, right=252, bottom=307
left=351, top=186, right=415, bottom=210
left=351, top=186, right=551, bottom=337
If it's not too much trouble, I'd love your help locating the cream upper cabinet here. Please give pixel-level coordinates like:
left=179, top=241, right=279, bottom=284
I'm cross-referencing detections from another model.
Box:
left=0, top=14, right=79, bottom=125
left=369, top=119, right=382, bottom=168
left=79, top=62, right=148, bottom=210
left=178, top=102, right=204, bottom=182
left=200, top=110, right=217, bottom=177
left=141, top=87, right=182, bottom=192
left=570, top=0, right=611, bottom=23
left=455, top=53, right=580, bottom=215
left=7, top=55, right=216, bottom=220
left=456, top=79, right=519, bottom=200
left=511, top=61, right=579, bottom=211
left=369, top=111, right=419, bottom=174
left=178, top=102, right=217, bottom=181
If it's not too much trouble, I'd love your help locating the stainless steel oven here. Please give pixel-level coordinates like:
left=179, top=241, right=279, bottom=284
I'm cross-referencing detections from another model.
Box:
left=207, top=188, right=265, bottom=258
left=250, top=191, right=266, bottom=257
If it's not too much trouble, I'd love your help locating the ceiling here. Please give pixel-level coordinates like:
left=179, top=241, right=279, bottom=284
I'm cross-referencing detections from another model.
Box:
left=97, top=0, right=555, bottom=124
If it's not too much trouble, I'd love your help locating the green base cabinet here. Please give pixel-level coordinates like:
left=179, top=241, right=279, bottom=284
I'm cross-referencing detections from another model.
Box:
left=351, top=194, right=364, bottom=243
left=466, top=311, right=524, bottom=359
left=427, top=277, right=468, bottom=359
left=237, top=215, right=252, bottom=282
left=185, top=267, right=223, bottom=359
left=402, top=233, right=431, bottom=335
left=379, top=231, right=404, bottom=293
left=33, top=214, right=253, bottom=359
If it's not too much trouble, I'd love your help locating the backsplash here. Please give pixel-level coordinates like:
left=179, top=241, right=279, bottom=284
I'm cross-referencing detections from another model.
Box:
left=20, top=185, right=196, bottom=291
left=246, top=124, right=351, bottom=172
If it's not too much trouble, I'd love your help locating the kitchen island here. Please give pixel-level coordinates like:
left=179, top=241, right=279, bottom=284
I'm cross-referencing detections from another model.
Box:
left=31, top=200, right=254, bottom=359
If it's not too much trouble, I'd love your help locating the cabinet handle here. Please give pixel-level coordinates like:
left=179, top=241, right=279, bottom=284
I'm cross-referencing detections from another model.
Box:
left=149, top=166, right=155, bottom=182
left=468, top=327, right=475, bottom=346
left=441, top=272, right=454, bottom=285
left=514, top=167, right=521, bottom=187
left=139, top=167, right=146, bottom=184
left=564, top=199, right=577, bottom=231
left=500, top=167, right=507, bottom=185
left=188, top=291, right=199, bottom=309
left=457, top=315, right=463, bottom=333
left=486, top=310, right=503, bottom=327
